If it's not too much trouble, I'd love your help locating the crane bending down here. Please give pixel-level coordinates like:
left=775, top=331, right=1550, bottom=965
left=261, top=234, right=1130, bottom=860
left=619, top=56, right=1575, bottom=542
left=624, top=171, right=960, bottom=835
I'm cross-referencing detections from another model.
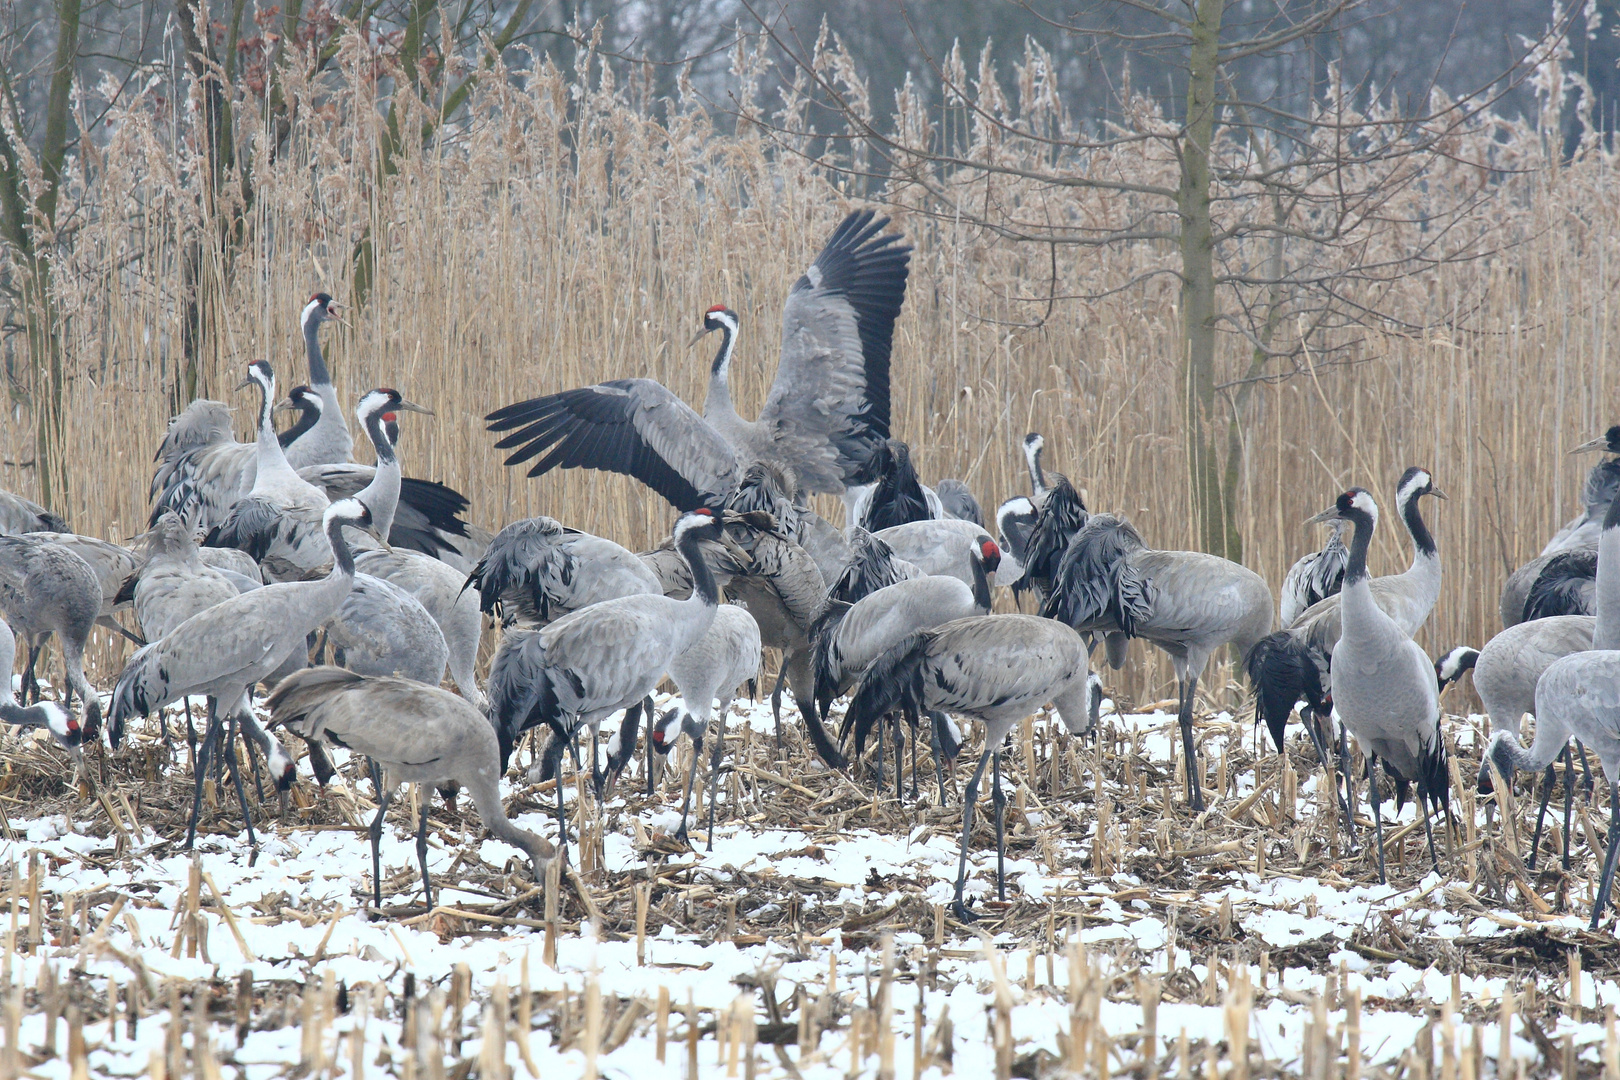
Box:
left=268, top=666, right=555, bottom=911
left=486, top=211, right=910, bottom=511
left=1312, top=488, right=1449, bottom=884
left=109, top=499, right=381, bottom=848
left=0, top=617, right=79, bottom=749
left=842, top=614, right=1093, bottom=920
left=1485, top=477, right=1620, bottom=929
left=649, top=604, right=763, bottom=847
left=1042, top=512, right=1272, bottom=812
left=0, top=535, right=104, bottom=740
left=486, top=509, right=724, bottom=856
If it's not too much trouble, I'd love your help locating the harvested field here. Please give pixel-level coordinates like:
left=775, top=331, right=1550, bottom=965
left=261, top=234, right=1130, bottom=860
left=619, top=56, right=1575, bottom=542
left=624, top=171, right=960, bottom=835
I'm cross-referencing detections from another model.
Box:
left=1, top=685, right=1616, bottom=1079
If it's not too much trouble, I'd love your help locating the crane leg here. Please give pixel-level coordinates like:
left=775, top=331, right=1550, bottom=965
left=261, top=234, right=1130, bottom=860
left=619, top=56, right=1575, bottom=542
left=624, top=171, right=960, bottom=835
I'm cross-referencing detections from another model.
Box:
left=368, top=785, right=398, bottom=911
left=892, top=714, right=905, bottom=804
left=185, top=699, right=222, bottom=850
left=909, top=712, right=921, bottom=802
left=1529, top=759, right=1559, bottom=871
left=1577, top=740, right=1596, bottom=803
left=1590, top=780, right=1620, bottom=932
left=21, top=643, right=39, bottom=705
left=415, top=797, right=433, bottom=910
left=707, top=714, right=725, bottom=853
left=553, top=762, right=569, bottom=866
left=874, top=714, right=886, bottom=792
left=223, top=711, right=256, bottom=848
left=770, top=672, right=785, bottom=753
left=676, top=727, right=703, bottom=845
left=1420, top=786, right=1441, bottom=875
left=1335, top=719, right=1360, bottom=850
left=1177, top=674, right=1204, bottom=812
left=991, top=748, right=1008, bottom=903
left=951, top=744, right=995, bottom=923
left=930, top=711, right=949, bottom=807
left=1562, top=744, right=1576, bottom=871
left=1368, top=754, right=1387, bottom=886
left=1301, top=709, right=1351, bottom=822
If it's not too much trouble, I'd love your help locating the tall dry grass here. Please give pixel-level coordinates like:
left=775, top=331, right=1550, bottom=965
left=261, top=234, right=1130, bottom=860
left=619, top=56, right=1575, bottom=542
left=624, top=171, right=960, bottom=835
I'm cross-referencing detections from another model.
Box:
left=5, top=35, right=1614, bottom=708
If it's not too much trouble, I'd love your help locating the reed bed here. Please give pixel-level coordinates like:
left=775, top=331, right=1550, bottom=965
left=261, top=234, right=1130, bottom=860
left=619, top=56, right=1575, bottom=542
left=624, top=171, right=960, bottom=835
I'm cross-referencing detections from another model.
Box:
left=2, top=35, right=1613, bottom=712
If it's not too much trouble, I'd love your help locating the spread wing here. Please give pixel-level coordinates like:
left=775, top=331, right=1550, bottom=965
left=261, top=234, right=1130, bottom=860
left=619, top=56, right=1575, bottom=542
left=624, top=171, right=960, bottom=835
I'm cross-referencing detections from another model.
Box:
left=486, top=379, right=738, bottom=512
left=759, top=210, right=911, bottom=494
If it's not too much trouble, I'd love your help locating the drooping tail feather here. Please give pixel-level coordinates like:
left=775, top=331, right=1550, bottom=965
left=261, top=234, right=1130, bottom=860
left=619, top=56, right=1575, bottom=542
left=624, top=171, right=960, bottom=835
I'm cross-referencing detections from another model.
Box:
left=1040, top=513, right=1153, bottom=634
left=1244, top=631, right=1330, bottom=753
left=485, top=630, right=561, bottom=771
left=809, top=599, right=853, bottom=722
left=841, top=630, right=931, bottom=756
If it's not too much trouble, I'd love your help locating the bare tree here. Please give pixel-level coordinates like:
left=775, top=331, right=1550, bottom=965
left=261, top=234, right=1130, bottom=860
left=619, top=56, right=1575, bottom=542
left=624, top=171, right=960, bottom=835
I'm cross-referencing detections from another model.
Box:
left=736, top=0, right=1563, bottom=558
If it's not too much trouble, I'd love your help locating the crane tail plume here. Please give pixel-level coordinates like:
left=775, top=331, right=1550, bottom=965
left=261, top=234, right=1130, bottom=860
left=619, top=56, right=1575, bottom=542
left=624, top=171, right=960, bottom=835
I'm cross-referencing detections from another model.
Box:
left=1243, top=632, right=1328, bottom=754
left=842, top=630, right=929, bottom=756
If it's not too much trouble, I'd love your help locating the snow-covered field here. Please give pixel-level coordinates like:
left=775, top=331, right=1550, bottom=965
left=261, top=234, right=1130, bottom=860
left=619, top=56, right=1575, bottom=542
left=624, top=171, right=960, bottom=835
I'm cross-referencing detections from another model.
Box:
left=1, top=688, right=1616, bottom=1079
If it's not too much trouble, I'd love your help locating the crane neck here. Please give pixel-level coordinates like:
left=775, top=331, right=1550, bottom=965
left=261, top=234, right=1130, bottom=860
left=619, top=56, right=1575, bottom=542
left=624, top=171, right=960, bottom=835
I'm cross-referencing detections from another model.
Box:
left=323, top=514, right=360, bottom=582
left=1486, top=728, right=1564, bottom=782
left=1025, top=442, right=1047, bottom=498
left=354, top=411, right=401, bottom=543
left=1342, top=507, right=1376, bottom=589
left=1398, top=490, right=1437, bottom=564
left=676, top=526, right=720, bottom=610
left=464, top=773, right=555, bottom=877
left=970, top=552, right=992, bottom=611
left=304, top=312, right=332, bottom=388
left=1593, top=491, right=1620, bottom=649
left=278, top=402, right=321, bottom=448
left=704, top=325, right=739, bottom=420
left=254, top=378, right=301, bottom=483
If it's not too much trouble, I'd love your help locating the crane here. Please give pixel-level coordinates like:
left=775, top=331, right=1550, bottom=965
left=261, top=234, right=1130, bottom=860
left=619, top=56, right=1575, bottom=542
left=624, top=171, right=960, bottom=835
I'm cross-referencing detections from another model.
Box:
left=109, top=498, right=381, bottom=847
left=0, top=535, right=104, bottom=740
left=486, top=211, right=910, bottom=511
left=1043, top=512, right=1273, bottom=812
left=267, top=666, right=555, bottom=910
left=842, top=614, right=1093, bottom=920
left=1310, top=488, right=1448, bottom=883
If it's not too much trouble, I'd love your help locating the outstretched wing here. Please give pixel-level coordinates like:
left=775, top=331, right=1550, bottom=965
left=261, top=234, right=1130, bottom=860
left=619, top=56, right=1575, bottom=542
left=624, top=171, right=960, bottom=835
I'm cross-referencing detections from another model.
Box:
left=486, top=379, right=738, bottom=512
left=759, top=210, right=911, bottom=494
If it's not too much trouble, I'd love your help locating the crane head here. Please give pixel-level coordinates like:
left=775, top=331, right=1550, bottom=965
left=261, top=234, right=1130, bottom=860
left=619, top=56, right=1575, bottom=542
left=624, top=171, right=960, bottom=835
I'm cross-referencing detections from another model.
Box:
left=1570, top=424, right=1620, bottom=455
left=689, top=304, right=739, bottom=347
left=236, top=360, right=276, bottom=396
left=975, top=536, right=1002, bottom=574
left=1308, top=487, right=1377, bottom=528
left=1396, top=466, right=1446, bottom=507
left=274, top=384, right=321, bottom=417
left=302, top=292, right=339, bottom=329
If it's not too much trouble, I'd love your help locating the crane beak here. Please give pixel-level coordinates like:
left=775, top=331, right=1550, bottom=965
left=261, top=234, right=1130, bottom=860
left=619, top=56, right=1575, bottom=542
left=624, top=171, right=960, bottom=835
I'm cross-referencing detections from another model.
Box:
left=272, top=397, right=298, bottom=415
left=235, top=376, right=256, bottom=392
left=1569, top=435, right=1611, bottom=455
left=687, top=326, right=714, bottom=348
left=1429, top=487, right=1449, bottom=501
left=1305, top=506, right=1341, bottom=526
left=393, top=400, right=434, bottom=416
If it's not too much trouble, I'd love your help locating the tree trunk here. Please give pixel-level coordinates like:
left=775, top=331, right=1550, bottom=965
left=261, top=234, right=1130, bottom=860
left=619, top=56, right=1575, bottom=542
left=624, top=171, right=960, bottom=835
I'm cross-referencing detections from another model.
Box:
left=1178, top=0, right=1229, bottom=558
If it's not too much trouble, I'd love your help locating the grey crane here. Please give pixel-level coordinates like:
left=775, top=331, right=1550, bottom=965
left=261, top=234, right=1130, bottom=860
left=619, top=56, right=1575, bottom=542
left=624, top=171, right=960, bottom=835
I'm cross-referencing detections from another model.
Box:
left=321, top=388, right=485, bottom=706
left=279, top=295, right=352, bottom=468
left=463, top=515, right=660, bottom=628
left=1486, top=478, right=1620, bottom=929
left=486, top=211, right=910, bottom=511
left=116, top=510, right=245, bottom=748
left=284, top=387, right=481, bottom=569
left=109, top=498, right=381, bottom=847
left=1245, top=467, right=1444, bottom=786
left=842, top=614, right=1094, bottom=920
left=149, top=296, right=343, bottom=528
left=24, top=531, right=144, bottom=647
left=1043, top=510, right=1273, bottom=812
left=1310, top=488, right=1448, bottom=883
left=486, top=510, right=724, bottom=853
left=817, top=544, right=997, bottom=801
left=873, top=519, right=1008, bottom=590
left=648, top=604, right=763, bottom=847
left=203, top=362, right=338, bottom=580
left=0, top=489, right=66, bottom=535
left=1500, top=428, right=1620, bottom=627
left=0, top=535, right=103, bottom=739
left=0, top=617, right=80, bottom=749
left=267, top=665, right=555, bottom=910
left=1279, top=520, right=1349, bottom=628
